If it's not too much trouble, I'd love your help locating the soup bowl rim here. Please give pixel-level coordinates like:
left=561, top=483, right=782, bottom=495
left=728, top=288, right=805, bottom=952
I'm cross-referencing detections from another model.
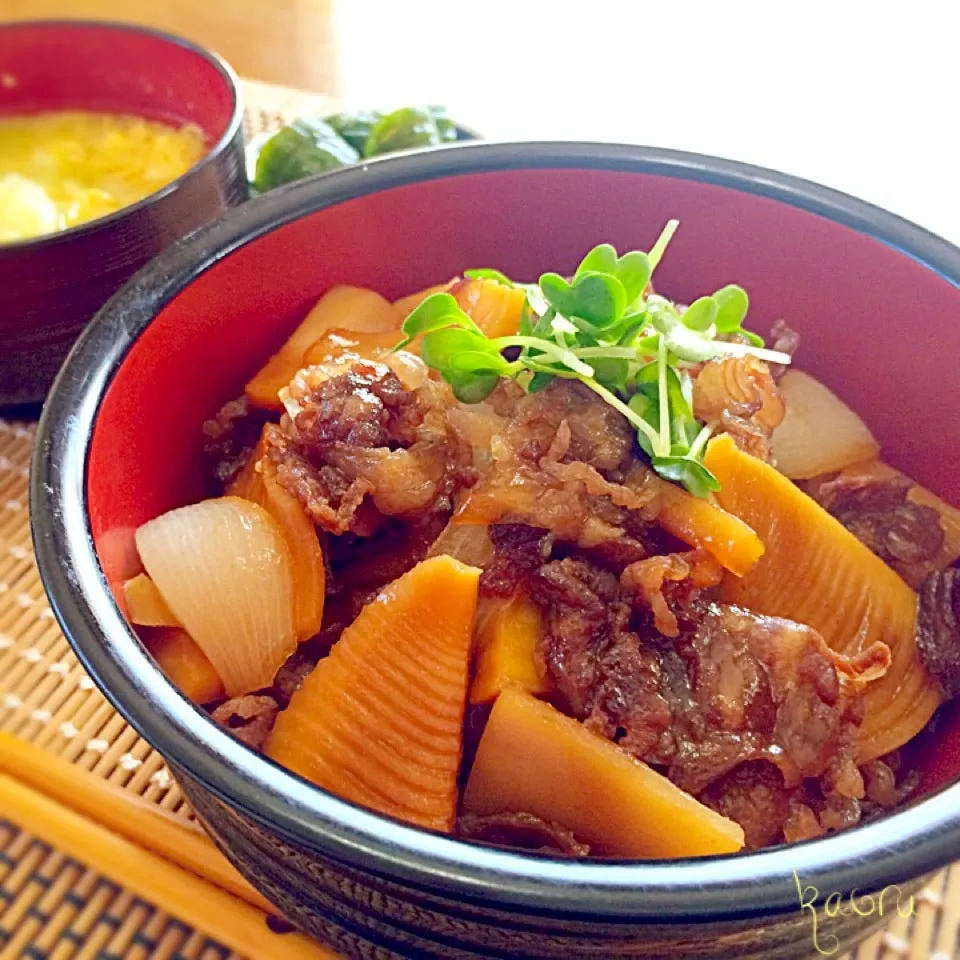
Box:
left=0, top=17, right=244, bottom=253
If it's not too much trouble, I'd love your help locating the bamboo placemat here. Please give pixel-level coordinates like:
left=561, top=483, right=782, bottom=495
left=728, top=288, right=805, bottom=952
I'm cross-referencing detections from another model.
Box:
left=1, top=84, right=958, bottom=960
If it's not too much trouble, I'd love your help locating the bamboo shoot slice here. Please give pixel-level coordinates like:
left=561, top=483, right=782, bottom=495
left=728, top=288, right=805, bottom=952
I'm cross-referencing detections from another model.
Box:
left=470, top=591, right=551, bottom=705
left=267, top=555, right=480, bottom=832
left=452, top=277, right=526, bottom=338
left=704, top=435, right=940, bottom=761
left=463, top=689, right=744, bottom=857
left=651, top=473, right=764, bottom=577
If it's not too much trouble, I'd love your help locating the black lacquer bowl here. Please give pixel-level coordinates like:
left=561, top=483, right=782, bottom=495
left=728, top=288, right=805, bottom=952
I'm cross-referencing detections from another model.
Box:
left=31, top=142, right=960, bottom=959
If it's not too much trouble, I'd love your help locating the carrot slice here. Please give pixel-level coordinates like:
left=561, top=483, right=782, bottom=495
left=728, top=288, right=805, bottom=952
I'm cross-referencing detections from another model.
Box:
left=246, top=286, right=401, bottom=410
left=704, top=434, right=940, bottom=761
left=225, top=431, right=268, bottom=502
left=226, top=431, right=325, bottom=642
left=452, top=277, right=526, bottom=338
left=394, top=281, right=454, bottom=318
left=123, top=573, right=180, bottom=627
left=650, top=473, right=764, bottom=577
left=469, top=591, right=551, bottom=705
left=260, top=461, right=325, bottom=641
left=463, top=690, right=744, bottom=857
left=266, top=555, right=480, bottom=832
left=302, top=327, right=409, bottom=367
left=148, top=628, right=224, bottom=705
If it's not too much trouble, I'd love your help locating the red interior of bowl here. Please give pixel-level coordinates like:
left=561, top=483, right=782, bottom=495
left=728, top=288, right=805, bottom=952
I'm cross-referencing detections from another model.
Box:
left=0, top=21, right=235, bottom=137
left=87, top=166, right=960, bottom=796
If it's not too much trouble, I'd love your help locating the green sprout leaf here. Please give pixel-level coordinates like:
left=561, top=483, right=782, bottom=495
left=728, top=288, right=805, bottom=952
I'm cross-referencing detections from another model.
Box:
left=682, top=296, right=719, bottom=332
left=615, top=251, right=652, bottom=305
left=399, top=230, right=786, bottom=498
left=446, top=351, right=511, bottom=375
left=665, top=367, right=694, bottom=446
left=591, top=357, right=629, bottom=393
left=651, top=456, right=721, bottom=499
left=395, top=293, right=482, bottom=350
left=528, top=371, right=556, bottom=393
left=448, top=371, right=499, bottom=403
left=713, top=284, right=750, bottom=332
left=539, top=272, right=626, bottom=327
left=419, top=327, right=497, bottom=374
left=575, top=243, right=618, bottom=279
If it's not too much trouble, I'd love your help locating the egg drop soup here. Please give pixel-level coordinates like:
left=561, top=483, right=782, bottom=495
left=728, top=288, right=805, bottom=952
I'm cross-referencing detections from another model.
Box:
left=0, top=111, right=207, bottom=243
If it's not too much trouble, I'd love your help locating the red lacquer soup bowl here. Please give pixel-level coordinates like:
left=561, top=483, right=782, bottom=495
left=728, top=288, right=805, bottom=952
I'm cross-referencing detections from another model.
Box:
left=0, top=20, right=247, bottom=407
left=30, top=142, right=960, bottom=959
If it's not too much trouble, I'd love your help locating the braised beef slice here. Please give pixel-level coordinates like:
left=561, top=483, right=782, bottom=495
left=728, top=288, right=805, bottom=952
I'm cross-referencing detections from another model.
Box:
left=531, top=557, right=881, bottom=809
left=861, top=755, right=920, bottom=811
left=271, top=639, right=330, bottom=708
left=265, top=421, right=371, bottom=534
left=768, top=319, right=800, bottom=380
left=620, top=550, right=723, bottom=638
left=460, top=380, right=659, bottom=563
left=266, top=362, right=471, bottom=536
left=457, top=812, right=590, bottom=857
left=814, top=474, right=945, bottom=568
left=529, top=557, right=628, bottom=717
left=202, top=395, right=273, bottom=487
left=293, top=361, right=421, bottom=448
left=330, top=517, right=446, bottom=596
left=502, top=378, right=635, bottom=475
left=211, top=695, right=279, bottom=750
left=480, top=524, right=553, bottom=597
left=700, top=761, right=790, bottom=849
left=916, top=568, right=960, bottom=698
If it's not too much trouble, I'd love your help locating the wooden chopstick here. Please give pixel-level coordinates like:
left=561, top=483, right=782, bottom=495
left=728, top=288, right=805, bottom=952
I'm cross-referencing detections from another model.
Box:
left=0, top=732, right=272, bottom=913
left=0, top=771, right=337, bottom=959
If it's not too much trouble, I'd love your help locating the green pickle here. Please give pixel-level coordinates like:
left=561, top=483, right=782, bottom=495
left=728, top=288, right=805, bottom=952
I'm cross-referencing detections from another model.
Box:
left=364, top=106, right=458, bottom=157
left=324, top=110, right=383, bottom=154
left=251, top=106, right=458, bottom=192
left=253, top=118, right=359, bottom=193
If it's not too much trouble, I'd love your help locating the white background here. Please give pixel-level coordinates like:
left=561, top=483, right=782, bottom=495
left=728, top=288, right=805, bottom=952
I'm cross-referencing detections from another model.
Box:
left=335, top=1, right=960, bottom=245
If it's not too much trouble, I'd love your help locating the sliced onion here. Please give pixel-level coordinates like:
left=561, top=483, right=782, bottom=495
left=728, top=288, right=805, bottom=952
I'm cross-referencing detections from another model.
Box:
left=771, top=370, right=879, bottom=479
left=428, top=521, right=495, bottom=567
left=135, top=497, right=296, bottom=697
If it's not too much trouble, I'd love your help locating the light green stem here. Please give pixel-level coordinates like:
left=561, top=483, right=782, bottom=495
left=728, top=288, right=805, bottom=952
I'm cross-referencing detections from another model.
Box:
left=493, top=336, right=593, bottom=376
left=657, top=336, right=669, bottom=452
left=648, top=219, right=680, bottom=271
left=688, top=422, right=714, bottom=459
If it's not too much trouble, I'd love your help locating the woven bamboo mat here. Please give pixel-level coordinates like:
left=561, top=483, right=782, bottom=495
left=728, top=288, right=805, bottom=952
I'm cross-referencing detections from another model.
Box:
left=1, top=84, right=959, bottom=960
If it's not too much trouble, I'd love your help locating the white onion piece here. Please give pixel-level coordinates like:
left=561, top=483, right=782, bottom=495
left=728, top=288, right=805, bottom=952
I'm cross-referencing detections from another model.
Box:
left=428, top=521, right=495, bottom=568
left=771, top=370, right=880, bottom=479
left=135, top=497, right=296, bottom=697
left=382, top=350, right=432, bottom=390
